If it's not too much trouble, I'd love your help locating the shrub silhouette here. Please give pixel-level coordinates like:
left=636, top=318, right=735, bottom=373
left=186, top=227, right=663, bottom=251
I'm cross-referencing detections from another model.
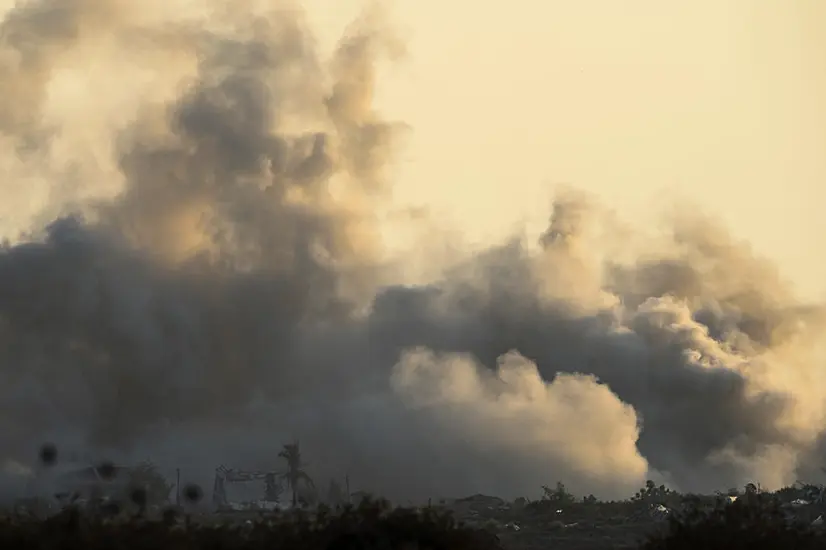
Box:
left=127, top=461, right=174, bottom=507
left=538, top=481, right=576, bottom=506
left=642, top=493, right=826, bottom=550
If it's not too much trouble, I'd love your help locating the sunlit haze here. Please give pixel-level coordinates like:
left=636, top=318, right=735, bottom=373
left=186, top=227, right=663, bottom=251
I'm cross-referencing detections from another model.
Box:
left=306, top=0, right=826, bottom=299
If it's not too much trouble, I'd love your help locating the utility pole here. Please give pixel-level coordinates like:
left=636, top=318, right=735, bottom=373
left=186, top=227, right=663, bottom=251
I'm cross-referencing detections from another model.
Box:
left=345, top=474, right=351, bottom=504
left=176, top=469, right=181, bottom=506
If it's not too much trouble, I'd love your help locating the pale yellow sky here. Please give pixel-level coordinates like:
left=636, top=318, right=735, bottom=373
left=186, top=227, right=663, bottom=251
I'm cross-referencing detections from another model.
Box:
left=304, top=0, right=826, bottom=299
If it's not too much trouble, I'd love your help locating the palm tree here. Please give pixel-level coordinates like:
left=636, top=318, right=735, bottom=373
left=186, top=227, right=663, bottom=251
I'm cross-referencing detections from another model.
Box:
left=278, top=440, right=315, bottom=507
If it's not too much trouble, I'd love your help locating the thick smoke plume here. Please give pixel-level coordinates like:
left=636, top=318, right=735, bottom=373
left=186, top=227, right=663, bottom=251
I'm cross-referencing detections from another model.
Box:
left=1, top=0, right=825, bottom=504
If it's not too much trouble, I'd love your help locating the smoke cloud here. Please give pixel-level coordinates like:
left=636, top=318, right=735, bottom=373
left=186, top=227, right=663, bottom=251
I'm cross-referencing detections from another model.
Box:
left=1, top=0, right=825, bottom=504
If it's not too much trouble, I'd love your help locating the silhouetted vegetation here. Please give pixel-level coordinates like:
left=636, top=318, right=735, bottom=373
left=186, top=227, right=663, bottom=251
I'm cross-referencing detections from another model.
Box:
left=127, top=461, right=175, bottom=507
left=279, top=440, right=315, bottom=508
left=14, top=445, right=826, bottom=548
left=642, top=493, right=826, bottom=550
left=0, top=496, right=504, bottom=550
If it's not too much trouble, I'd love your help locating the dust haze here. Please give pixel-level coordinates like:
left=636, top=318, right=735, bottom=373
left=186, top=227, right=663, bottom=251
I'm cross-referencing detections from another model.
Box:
left=0, top=0, right=824, bottom=504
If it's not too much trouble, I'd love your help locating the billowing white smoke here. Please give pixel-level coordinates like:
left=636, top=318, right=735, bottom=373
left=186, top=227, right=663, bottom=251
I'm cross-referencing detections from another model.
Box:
left=0, top=0, right=825, bottom=503
left=391, top=348, right=647, bottom=495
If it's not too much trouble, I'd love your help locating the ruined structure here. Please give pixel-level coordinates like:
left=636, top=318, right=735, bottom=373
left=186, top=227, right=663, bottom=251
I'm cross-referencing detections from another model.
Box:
left=212, top=465, right=283, bottom=511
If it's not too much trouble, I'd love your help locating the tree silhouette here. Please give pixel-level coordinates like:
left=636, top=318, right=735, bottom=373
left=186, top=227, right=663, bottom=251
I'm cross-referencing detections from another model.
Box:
left=128, top=461, right=174, bottom=507
left=278, top=441, right=315, bottom=507
left=541, top=482, right=575, bottom=505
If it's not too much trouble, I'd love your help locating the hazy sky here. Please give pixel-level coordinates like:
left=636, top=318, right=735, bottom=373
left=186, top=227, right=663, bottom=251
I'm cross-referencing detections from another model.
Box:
left=304, top=0, right=826, bottom=299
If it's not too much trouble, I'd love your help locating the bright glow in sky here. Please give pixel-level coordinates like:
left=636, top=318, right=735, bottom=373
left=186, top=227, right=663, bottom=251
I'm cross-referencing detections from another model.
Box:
left=304, top=0, right=826, bottom=299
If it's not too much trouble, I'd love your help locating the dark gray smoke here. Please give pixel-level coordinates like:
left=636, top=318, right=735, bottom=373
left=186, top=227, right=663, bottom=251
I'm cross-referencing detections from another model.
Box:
left=0, top=0, right=824, bottom=504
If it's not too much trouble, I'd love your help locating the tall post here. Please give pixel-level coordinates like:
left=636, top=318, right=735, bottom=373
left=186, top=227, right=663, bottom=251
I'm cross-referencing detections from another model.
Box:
left=345, top=474, right=351, bottom=504
left=176, top=468, right=181, bottom=506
